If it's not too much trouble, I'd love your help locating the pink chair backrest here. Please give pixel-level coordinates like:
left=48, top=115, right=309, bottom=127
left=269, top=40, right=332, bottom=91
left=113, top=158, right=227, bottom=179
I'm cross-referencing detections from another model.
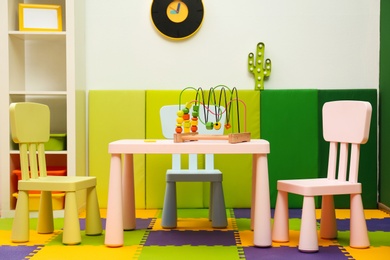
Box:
left=322, top=101, right=372, bottom=182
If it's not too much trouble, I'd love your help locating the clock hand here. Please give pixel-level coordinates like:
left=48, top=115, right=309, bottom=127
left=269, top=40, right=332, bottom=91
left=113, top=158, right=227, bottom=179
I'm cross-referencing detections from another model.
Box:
left=169, top=6, right=178, bottom=14
left=176, top=2, right=181, bottom=13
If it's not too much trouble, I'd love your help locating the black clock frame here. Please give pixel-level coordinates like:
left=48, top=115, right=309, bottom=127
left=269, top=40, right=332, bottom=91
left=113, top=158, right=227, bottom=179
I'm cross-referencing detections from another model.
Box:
left=151, top=0, right=204, bottom=39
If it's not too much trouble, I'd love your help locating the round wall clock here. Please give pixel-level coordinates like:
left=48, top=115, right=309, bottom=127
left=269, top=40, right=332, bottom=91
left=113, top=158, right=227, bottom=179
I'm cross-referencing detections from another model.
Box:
left=151, top=0, right=204, bottom=40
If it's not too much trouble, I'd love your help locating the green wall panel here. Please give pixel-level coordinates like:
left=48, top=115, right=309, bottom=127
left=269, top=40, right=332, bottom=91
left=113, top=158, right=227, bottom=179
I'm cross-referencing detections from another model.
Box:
left=379, top=0, right=390, bottom=208
left=318, top=89, right=378, bottom=209
left=260, top=90, right=320, bottom=208
left=88, top=90, right=146, bottom=208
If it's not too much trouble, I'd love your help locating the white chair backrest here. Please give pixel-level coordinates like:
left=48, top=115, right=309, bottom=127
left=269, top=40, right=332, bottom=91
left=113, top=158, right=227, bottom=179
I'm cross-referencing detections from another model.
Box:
left=322, top=101, right=372, bottom=183
left=160, top=105, right=226, bottom=170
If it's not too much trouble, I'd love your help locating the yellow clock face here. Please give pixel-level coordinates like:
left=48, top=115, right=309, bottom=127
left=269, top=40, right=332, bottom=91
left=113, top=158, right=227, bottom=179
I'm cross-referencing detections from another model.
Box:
left=151, top=0, right=204, bottom=40
left=166, top=1, right=188, bottom=23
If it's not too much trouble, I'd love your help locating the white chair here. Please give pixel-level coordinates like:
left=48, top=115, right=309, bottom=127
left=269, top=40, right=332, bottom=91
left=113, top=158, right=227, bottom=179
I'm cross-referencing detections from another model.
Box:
left=272, top=100, right=372, bottom=252
left=160, top=104, right=227, bottom=228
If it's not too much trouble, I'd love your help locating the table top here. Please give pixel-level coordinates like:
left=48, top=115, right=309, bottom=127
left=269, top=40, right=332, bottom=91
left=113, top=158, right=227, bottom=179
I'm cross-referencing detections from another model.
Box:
left=108, top=139, right=270, bottom=154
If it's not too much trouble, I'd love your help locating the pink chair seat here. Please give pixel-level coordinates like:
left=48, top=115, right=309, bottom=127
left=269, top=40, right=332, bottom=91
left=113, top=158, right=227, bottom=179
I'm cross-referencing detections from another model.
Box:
left=277, top=179, right=361, bottom=196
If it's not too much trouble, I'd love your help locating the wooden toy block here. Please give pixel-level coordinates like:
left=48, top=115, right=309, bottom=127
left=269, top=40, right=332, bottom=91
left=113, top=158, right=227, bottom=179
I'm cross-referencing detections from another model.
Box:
left=174, top=132, right=251, bottom=144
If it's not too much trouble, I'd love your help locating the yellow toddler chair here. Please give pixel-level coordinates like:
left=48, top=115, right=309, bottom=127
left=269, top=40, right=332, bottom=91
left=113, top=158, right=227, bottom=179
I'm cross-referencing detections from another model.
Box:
left=10, top=102, right=102, bottom=245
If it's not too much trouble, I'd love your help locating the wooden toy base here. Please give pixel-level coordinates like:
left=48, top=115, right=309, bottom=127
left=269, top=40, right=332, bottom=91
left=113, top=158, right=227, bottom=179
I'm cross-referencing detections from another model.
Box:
left=174, top=132, right=251, bottom=144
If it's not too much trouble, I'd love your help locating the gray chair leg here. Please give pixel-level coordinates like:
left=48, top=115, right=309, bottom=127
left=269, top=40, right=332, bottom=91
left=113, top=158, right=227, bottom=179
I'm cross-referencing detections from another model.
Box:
left=161, top=181, right=177, bottom=228
left=210, top=181, right=227, bottom=228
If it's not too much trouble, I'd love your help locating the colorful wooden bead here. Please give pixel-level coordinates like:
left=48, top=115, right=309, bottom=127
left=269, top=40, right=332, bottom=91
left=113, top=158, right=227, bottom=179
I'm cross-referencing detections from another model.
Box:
left=177, top=110, right=184, bottom=117
left=192, top=111, right=199, bottom=117
left=185, top=102, right=192, bottom=109
left=183, top=107, right=189, bottom=114
left=225, top=123, right=231, bottom=130
left=183, top=113, right=190, bottom=120
left=206, top=122, right=214, bottom=130
left=214, top=122, right=221, bottom=130
left=175, top=127, right=182, bottom=133
left=191, top=119, right=198, bottom=126
left=176, top=117, right=184, bottom=124
left=193, top=105, right=199, bottom=112
left=191, top=125, right=198, bottom=132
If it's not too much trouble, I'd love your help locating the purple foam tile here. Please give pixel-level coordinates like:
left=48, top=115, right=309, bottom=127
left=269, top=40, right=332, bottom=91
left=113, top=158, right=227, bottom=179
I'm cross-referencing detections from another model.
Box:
left=144, top=230, right=236, bottom=246
left=366, top=218, right=390, bottom=231
left=244, top=245, right=350, bottom=260
left=0, top=245, right=42, bottom=260
left=234, top=208, right=251, bottom=218
left=233, top=209, right=303, bottom=219
left=336, top=218, right=390, bottom=232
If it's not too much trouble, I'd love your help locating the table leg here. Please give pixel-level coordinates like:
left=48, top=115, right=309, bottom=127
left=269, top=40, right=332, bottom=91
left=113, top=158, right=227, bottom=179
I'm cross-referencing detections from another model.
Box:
left=253, top=153, right=272, bottom=247
left=123, top=154, right=136, bottom=230
left=251, top=157, right=256, bottom=230
left=105, top=154, right=124, bottom=247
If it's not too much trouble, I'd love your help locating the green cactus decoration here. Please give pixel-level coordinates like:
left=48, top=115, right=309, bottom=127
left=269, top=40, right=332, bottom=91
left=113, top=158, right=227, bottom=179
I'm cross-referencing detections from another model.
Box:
left=248, top=42, right=272, bottom=90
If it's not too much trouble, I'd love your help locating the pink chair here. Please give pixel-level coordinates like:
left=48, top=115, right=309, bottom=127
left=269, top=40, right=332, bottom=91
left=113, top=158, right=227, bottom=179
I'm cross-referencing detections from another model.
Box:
left=272, top=100, right=372, bottom=252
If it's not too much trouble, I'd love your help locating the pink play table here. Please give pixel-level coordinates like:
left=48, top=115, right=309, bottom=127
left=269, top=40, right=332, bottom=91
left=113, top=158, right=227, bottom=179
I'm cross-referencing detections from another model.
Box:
left=104, top=139, right=271, bottom=247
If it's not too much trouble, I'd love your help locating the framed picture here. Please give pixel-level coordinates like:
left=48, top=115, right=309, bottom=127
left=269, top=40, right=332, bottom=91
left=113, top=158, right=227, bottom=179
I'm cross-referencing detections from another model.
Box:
left=19, top=4, right=62, bottom=32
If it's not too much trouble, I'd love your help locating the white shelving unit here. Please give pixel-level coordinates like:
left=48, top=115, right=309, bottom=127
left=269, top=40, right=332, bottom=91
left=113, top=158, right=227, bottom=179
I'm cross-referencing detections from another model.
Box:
left=0, top=0, right=86, bottom=217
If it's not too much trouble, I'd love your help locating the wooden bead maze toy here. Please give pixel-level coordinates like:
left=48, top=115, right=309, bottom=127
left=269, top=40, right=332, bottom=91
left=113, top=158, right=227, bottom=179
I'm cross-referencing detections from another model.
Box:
left=174, top=86, right=251, bottom=144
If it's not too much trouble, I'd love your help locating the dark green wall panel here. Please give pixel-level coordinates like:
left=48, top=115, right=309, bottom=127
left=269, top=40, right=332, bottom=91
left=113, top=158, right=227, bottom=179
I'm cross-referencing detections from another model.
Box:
left=379, top=0, right=390, bottom=208
left=260, top=90, right=320, bottom=208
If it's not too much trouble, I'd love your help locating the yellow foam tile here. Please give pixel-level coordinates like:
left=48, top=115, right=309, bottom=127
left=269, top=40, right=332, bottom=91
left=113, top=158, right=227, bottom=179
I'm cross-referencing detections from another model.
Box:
left=30, top=245, right=140, bottom=259
left=79, top=209, right=159, bottom=219
left=362, top=209, right=390, bottom=219
left=344, top=246, right=390, bottom=260
left=135, top=209, right=160, bottom=218
left=315, top=209, right=389, bottom=220
left=152, top=218, right=234, bottom=231
left=238, top=230, right=254, bottom=247
left=0, top=230, right=61, bottom=246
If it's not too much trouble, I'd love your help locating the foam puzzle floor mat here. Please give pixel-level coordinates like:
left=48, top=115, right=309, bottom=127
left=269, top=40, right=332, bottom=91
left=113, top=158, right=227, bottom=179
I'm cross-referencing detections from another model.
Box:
left=0, top=208, right=389, bottom=259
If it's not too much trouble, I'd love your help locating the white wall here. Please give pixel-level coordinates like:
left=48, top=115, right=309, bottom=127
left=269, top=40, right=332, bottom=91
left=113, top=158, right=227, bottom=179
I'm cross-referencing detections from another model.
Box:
left=85, top=0, right=380, bottom=90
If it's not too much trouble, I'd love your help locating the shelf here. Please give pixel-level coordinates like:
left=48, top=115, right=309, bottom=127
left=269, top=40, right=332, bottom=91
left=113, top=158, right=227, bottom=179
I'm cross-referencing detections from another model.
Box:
left=1, top=0, right=85, bottom=216
left=9, top=31, right=66, bottom=41
left=10, top=91, right=67, bottom=96
left=10, top=150, right=67, bottom=155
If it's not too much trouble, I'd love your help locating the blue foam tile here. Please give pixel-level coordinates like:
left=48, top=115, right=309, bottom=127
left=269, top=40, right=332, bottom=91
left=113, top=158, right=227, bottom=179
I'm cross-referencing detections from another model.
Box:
left=144, top=230, right=237, bottom=246
left=244, top=245, right=350, bottom=260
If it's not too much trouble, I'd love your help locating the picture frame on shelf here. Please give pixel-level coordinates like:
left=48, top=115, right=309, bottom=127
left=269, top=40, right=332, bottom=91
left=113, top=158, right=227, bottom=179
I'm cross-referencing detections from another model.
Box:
left=18, top=4, right=62, bottom=32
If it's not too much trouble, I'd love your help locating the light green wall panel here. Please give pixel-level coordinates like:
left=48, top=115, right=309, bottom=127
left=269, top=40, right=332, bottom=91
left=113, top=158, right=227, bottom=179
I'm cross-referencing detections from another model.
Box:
left=88, top=90, right=146, bottom=208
